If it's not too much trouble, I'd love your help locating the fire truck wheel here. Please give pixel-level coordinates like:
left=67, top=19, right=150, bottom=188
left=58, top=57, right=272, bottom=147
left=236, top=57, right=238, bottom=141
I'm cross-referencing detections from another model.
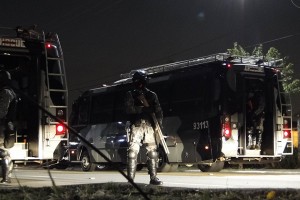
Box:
left=81, top=151, right=97, bottom=172
left=197, top=161, right=224, bottom=172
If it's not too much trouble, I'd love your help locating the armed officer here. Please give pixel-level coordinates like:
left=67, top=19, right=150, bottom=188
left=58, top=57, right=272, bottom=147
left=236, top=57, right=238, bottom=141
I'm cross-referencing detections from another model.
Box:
left=0, top=70, right=17, bottom=184
left=125, top=70, right=163, bottom=185
left=246, top=89, right=265, bottom=149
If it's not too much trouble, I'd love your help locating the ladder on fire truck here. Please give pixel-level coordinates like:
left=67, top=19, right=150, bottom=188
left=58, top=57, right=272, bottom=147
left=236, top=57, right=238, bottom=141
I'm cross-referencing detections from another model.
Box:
left=276, top=71, right=293, bottom=155
left=43, top=32, right=68, bottom=124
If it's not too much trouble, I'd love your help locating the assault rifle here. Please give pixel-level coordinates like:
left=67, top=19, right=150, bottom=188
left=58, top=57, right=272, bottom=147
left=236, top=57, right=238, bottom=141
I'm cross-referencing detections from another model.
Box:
left=137, top=95, right=170, bottom=154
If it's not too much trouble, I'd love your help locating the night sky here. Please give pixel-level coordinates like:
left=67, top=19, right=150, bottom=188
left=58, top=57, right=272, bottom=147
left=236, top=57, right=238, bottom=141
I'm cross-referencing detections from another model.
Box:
left=1, top=0, right=300, bottom=114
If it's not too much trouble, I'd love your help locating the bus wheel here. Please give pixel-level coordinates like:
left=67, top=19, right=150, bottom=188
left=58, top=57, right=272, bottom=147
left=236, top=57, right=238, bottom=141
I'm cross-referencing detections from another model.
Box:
left=197, top=161, right=224, bottom=172
left=157, top=148, right=171, bottom=172
left=81, top=151, right=96, bottom=172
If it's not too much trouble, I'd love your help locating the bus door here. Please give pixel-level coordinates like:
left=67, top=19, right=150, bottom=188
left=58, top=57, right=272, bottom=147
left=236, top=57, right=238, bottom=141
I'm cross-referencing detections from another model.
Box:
left=236, top=72, right=275, bottom=156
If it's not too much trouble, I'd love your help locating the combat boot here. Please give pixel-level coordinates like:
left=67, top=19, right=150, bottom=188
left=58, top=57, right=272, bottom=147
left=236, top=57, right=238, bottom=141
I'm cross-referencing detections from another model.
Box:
left=0, top=178, right=11, bottom=184
left=149, top=176, right=162, bottom=185
left=147, top=158, right=163, bottom=185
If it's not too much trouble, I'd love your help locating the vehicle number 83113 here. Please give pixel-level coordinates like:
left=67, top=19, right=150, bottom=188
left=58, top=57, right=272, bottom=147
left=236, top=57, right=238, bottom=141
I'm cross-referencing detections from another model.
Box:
left=193, top=121, right=209, bottom=130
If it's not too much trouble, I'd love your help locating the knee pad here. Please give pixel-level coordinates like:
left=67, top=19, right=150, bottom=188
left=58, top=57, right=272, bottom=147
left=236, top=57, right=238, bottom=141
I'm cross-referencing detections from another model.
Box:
left=2, top=156, right=11, bottom=164
left=0, top=149, right=9, bottom=158
left=147, top=150, right=158, bottom=159
left=128, top=150, right=138, bottom=160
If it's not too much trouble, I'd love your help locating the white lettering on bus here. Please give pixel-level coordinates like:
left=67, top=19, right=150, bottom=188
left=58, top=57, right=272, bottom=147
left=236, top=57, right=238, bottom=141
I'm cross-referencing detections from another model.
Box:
left=0, top=38, right=26, bottom=48
left=193, top=121, right=209, bottom=130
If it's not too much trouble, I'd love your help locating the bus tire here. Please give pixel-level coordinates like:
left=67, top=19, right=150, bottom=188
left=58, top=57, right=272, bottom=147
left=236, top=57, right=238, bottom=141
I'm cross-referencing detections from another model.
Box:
left=157, top=148, right=171, bottom=172
left=197, top=161, right=224, bottom=172
left=81, top=151, right=97, bottom=172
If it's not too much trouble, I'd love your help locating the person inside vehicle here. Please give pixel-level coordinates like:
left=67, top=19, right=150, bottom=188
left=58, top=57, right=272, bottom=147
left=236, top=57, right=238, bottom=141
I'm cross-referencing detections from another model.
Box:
left=246, top=89, right=265, bottom=150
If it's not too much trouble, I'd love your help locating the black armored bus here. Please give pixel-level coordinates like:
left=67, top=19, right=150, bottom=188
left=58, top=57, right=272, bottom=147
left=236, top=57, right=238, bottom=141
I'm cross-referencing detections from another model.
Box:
left=69, top=53, right=293, bottom=172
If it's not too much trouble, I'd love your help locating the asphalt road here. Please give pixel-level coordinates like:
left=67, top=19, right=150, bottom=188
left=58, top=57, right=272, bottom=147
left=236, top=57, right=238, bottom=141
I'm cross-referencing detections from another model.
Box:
left=1, top=164, right=300, bottom=189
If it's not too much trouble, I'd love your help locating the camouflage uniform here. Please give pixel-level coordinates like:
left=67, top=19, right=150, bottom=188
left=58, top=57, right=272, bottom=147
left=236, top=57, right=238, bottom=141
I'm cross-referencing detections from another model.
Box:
left=125, top=71, right=163, bottom=185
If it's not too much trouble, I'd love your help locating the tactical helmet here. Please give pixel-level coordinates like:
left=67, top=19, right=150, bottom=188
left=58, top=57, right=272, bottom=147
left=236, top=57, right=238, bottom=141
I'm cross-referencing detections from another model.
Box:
left=132, top=70, right=148, bottom=89
left=132, top=70, right=147, bottom=81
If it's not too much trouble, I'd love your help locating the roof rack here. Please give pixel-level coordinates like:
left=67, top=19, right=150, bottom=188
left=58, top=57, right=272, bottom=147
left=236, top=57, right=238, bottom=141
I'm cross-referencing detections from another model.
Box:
left=120, top=53, right=283, bottom=79
left=0, top=25, right=43, bottom=41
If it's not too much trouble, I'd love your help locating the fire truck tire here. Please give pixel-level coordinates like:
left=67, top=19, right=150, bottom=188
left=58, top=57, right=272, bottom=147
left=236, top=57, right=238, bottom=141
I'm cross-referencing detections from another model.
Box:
left=81, top=151, right=97, bottom=172
left=197, top=161, right=224, bottom=172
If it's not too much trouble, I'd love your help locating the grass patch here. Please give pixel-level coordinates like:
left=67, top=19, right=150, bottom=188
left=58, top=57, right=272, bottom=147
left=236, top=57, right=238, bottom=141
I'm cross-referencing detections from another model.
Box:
left=1, top=183, right=300, bottom=200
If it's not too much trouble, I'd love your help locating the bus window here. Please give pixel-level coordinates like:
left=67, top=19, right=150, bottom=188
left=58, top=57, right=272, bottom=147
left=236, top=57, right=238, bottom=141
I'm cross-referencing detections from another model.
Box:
left=149, top=76, right=171, bottom=115
left=226, top=69, right=237, bottom=92
left=114, top=89, right=128, bottom=122
left=90, top=93, right=114, bottom=124
left=170, top=71, right=214, bottom=117
left=78, top=97, right=89, bottom=125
